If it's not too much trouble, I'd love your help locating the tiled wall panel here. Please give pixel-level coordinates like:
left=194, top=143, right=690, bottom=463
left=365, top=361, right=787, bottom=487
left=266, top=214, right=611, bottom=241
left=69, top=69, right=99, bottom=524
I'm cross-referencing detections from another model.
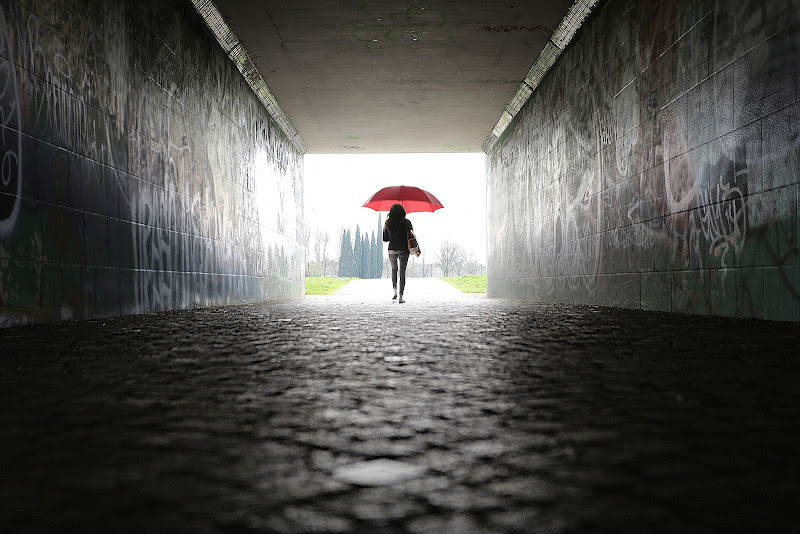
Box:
left=0, top=0, right=303, bottom=326
left=487, top=0, right=800, bottom=321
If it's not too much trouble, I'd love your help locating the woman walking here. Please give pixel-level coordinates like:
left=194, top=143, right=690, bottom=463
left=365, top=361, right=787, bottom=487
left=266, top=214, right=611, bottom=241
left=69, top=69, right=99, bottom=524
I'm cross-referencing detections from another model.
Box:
left=382, top=203, right=418, bottom=303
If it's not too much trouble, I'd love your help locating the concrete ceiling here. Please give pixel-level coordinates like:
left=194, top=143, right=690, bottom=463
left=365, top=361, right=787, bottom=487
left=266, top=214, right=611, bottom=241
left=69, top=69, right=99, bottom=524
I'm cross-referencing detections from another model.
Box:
left=215, top=0, right=575, bottom=153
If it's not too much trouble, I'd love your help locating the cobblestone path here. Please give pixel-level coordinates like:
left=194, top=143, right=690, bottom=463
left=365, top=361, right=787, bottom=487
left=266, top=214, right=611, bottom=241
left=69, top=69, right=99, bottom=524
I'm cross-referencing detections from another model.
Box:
left=2, top=298, right=799, bottom=532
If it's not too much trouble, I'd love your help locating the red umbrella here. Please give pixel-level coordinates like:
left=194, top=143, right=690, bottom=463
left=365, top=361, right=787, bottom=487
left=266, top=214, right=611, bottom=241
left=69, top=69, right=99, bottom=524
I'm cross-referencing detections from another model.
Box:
left=362, top=185, right=444, bottom=213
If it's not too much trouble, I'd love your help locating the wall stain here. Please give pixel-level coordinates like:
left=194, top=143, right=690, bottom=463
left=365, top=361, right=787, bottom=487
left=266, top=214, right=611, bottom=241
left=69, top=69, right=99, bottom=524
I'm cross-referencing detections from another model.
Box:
left=350, top=0, right=451, bottom=49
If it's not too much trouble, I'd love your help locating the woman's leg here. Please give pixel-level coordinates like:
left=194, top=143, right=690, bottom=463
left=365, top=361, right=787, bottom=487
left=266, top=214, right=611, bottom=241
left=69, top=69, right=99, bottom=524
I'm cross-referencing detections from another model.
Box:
left=398, top=252, right=409, bottom=295
left=389, top=253, right=399, bottom=292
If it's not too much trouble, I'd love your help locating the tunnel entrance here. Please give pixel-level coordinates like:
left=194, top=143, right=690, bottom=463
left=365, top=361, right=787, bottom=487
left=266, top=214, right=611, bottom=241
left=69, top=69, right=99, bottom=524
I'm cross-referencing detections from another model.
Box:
left=303, top=153, right=487, bottom=284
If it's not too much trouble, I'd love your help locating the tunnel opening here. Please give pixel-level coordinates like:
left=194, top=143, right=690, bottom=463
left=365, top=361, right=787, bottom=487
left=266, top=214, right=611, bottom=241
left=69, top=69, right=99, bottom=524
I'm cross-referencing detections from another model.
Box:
left=303, top=153, right=487, bottom=286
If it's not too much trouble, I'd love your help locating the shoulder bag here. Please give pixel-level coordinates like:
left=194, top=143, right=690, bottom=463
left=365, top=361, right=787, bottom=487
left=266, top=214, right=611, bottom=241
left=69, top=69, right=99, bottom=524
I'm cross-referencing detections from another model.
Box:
left=407, top=228, right=420, bottom=257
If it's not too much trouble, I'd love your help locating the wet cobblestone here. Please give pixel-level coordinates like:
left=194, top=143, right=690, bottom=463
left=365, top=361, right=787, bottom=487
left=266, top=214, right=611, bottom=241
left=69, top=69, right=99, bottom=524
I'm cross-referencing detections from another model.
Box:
left=2, top=298, right=799, bottom=532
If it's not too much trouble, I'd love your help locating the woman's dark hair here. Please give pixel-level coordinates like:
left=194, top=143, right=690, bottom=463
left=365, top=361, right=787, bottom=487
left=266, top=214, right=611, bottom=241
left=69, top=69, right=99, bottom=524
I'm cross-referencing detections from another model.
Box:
left=385, top=203, right=408, bottom=236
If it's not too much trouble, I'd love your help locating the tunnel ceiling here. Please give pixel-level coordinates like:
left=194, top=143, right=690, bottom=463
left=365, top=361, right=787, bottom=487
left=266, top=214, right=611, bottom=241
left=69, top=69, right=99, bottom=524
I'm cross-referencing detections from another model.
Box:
left=215, top=0, right=575, bottom=154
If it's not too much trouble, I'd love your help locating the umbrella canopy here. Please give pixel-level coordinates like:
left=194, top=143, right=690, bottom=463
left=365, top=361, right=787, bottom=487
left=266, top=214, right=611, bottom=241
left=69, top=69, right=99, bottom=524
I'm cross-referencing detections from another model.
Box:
left=362, top=185, right=444, bottom=213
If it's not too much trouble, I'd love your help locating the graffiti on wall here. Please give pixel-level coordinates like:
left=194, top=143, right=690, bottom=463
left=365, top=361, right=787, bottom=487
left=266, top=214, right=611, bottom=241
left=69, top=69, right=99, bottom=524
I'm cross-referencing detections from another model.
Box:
left=488, top=0, right=799, bottom=319
left=480, top=25, right=550, bottom=33
left=0, top=8, right=23, bottom=237
left=0, top=0, right=303, bottom=321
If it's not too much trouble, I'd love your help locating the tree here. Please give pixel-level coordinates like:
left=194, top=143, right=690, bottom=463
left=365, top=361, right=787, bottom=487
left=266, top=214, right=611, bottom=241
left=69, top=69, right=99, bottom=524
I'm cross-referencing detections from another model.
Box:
left=365, top=233, right=373, bottom=278
left=463, top=252, right=483, bottom=275
left=436, top=240, right=466, bottom=277
left=338, top=229, right=353, bottom=277
left=369, top=233, right=375, bottom=277
left=302, top=223, right=311, bottom=272
left=334, top=219, right=385, bottom=279
left=347, top=229, right=356, bottom=276
left=318, top=231, right=330, bottom=276
left=314, top=229, right=330, bottom=276
left=359, top=231, right=368, bottom=278
left=374, top=215, right=383, bottom=278
left=353, top=225, right=363, bottom=277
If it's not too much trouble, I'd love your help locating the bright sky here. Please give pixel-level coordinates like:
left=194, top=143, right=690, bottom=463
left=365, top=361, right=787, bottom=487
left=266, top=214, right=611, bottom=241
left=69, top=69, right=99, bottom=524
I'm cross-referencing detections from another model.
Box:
left=304, top=153, right=487, bottom=265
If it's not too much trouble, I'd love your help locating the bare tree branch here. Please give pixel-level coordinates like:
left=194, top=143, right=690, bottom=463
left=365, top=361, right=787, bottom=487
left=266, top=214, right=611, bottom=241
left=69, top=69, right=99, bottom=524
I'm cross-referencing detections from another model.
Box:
left=436, top=240, right=466, bottom=277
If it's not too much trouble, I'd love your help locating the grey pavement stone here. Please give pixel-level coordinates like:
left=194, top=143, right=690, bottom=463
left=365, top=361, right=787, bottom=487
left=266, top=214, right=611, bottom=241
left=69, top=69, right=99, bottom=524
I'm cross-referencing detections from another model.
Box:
left=1, top=296, right=799, bottom=532
left=333, top=459, right=428, bottom=486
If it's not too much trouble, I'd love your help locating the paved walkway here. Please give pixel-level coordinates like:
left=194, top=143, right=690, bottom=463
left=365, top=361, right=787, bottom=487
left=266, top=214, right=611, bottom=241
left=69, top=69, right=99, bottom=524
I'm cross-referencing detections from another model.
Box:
left=1, top=285, right=799, bottom=532
left=311, top=277, right=484, bottom=302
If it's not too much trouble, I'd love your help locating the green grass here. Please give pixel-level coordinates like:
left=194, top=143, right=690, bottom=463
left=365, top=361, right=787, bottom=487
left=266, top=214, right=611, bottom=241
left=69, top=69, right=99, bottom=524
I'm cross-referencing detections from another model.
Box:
left=441, top=274, right=486, bottom=293
left=305, top=277, right=359, bottom=295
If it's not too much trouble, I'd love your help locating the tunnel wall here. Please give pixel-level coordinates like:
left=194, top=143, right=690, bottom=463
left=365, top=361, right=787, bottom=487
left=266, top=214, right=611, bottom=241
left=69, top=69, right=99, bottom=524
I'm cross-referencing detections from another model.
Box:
left=487, top=0, right=800, bottom=321
left=0, top=0, right=304, bottom=326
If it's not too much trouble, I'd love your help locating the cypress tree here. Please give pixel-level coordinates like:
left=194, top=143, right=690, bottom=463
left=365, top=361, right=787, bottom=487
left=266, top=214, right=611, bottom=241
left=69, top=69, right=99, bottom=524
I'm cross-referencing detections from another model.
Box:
left=338, top=229, right=352, bottom=277
left=346, top=229, right=354, bottom=277
left=365, top=231, right=372, bottom=279
left=374, top=224, right=382, bottom=278
left=369, top=230, right=377, bottom=279
left=366, top=231, right=372, bottom=279
left=361, top=231, right=369, bottom=278
left=353, top=225, right=363, bottom=278
left=337, top=229, right=344, bottom=277
left=376, top=215, right=384, bottom=278
left=358, top=231, right=365, bottom=279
